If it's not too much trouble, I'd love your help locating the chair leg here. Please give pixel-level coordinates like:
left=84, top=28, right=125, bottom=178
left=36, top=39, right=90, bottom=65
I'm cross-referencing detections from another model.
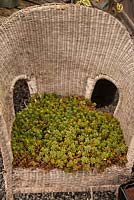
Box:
left=3, top=169, right=14, bottom=200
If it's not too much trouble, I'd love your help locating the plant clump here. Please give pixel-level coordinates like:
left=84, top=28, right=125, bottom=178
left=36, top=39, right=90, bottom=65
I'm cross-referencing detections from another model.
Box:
left=11, top=93, right=127, bottom=172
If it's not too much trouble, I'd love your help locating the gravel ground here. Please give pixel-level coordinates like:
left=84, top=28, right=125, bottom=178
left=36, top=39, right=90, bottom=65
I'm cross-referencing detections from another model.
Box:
left=0, top=153, right=6, bottom=200
left=14, top=192, right=92, bottom=200
left=13, top=190, right=116, bottom=200
left=13, top=80, right=30, bottom=113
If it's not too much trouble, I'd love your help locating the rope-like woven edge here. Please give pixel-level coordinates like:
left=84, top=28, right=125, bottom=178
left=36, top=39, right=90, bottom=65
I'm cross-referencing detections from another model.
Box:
left=12, top=166, right=130, bottom=193
left=0, top=3, right=132, bottom=37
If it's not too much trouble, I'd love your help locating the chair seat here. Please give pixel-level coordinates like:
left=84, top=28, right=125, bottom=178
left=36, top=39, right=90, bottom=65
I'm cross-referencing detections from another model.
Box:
left=12, top=166, right=130, bottom=194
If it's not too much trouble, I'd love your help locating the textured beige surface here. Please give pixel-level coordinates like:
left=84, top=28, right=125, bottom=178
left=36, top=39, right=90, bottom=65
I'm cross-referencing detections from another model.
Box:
left=12, top=166, right=130, bottom=193
left=0, top=4, right=133, bottom=199
left=0, top=16, right=6, bottom=25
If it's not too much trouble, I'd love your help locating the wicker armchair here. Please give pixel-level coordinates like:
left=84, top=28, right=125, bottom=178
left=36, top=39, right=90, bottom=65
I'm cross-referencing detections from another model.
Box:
left=0, top=4, right=134, bottom=200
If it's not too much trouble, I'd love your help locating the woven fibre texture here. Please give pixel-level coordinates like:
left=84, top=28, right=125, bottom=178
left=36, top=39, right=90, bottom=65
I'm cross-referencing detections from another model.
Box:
left=12, top=167, right=130, bottom=193
left=0, top=4, right=133, bottom=145
left=0, top=4, right=133, bottom=199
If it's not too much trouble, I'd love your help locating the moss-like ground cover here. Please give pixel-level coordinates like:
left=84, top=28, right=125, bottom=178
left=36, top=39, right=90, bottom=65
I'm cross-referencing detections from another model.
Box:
left=11, top=93, right=127, bottom=172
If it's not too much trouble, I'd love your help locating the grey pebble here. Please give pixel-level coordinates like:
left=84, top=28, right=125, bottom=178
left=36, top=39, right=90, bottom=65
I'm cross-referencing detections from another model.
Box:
left=93, top=191, right=116, bottom=200
left=0, top=152, right=6, bottom=200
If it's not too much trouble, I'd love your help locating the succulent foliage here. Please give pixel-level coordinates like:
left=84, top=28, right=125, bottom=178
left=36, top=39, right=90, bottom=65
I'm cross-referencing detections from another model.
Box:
left=12, top=93, right=127, bottom=172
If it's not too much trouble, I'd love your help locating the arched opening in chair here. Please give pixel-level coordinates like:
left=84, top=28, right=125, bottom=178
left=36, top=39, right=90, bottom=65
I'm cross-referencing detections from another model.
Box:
left=13, top=79, right=30, bottom=114
left=91, top=78, right=119, bottom=113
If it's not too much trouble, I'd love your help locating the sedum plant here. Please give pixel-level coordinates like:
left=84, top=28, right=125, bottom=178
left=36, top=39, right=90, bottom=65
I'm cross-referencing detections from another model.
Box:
left=11, top=93, right=127, bottom=172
